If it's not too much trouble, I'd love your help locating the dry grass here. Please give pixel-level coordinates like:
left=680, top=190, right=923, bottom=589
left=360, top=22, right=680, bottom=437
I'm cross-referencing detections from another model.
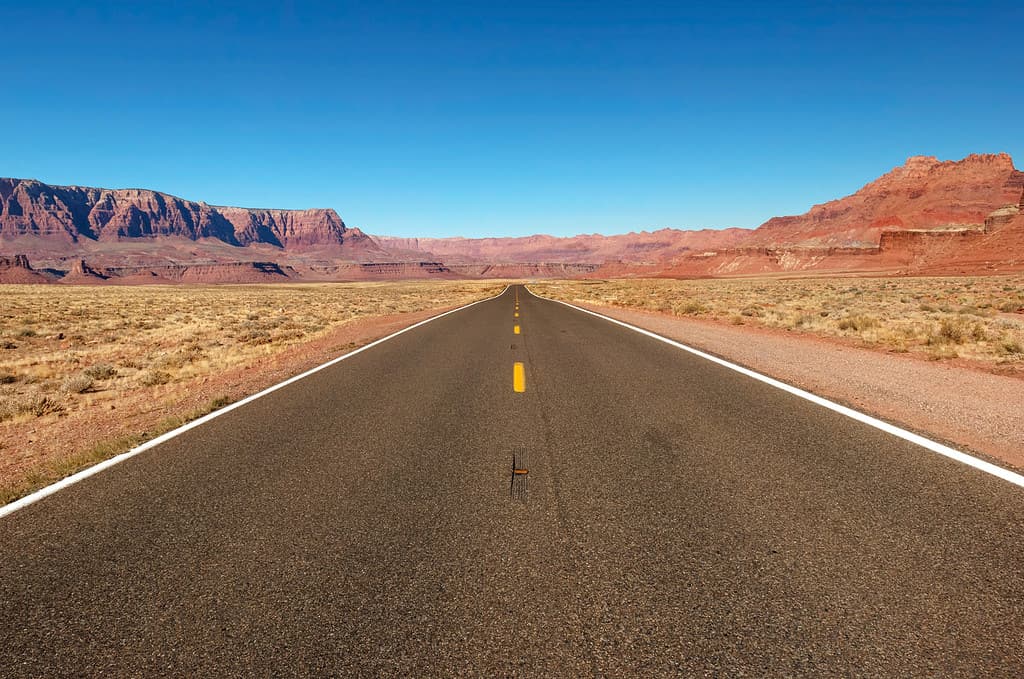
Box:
left=533, top=276, right=1024, bottom=371
left=1, top=396, right=234, bottom=506
left=0, top=281, right=503, bottom=504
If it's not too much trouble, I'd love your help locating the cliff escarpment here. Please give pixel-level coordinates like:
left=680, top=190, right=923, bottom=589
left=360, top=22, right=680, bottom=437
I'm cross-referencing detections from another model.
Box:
left=0, top=178, right=377, bottom=254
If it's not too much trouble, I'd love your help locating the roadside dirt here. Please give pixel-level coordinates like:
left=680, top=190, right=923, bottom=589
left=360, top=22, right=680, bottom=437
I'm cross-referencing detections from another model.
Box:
left=571, top=302, right=1024, bottom=472
left=0, top=306, right=458, bottom=498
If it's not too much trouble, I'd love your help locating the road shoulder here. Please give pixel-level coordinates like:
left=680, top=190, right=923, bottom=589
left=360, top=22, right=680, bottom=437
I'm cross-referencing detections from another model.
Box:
left=0, top=305, right=461, bottom=505
left=570, top=302, right=1024, bottom=472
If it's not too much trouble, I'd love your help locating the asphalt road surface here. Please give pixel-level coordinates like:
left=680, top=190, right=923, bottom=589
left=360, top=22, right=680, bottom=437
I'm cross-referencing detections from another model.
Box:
left=2, top=285, right=1024, bottom=677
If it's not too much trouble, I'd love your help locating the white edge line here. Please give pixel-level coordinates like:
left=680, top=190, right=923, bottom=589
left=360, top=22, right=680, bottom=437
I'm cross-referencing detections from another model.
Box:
left=525, top=286, right=1024, bottom=490
left=0, top=285, right=511, bottom=519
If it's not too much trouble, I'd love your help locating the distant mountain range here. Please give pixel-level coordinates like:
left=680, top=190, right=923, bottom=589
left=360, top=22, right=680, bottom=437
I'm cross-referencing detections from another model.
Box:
left=2, top=153, right=1022, bottom=283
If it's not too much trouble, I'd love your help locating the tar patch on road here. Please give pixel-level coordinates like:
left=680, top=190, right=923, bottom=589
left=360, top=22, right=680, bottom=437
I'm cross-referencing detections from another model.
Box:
left=511, top=447, right=529, bottom=501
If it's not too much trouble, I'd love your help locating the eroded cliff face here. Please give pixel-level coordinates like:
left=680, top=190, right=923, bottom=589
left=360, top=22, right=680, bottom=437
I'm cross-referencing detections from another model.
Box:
left=3, top=153, right=1023, bottom=283
left=748, top=154, right=1024, bottom=248
left=0, top=178, right=374, bottom=252
left=61, top=260, right=295, bottom=284
left=0, top=180, right=234, bottom=242
left=216, top=207, right=377, bottom=251
left=0, top=254, right=50, bottom=283
left=375, top=228, right=751, bottom=264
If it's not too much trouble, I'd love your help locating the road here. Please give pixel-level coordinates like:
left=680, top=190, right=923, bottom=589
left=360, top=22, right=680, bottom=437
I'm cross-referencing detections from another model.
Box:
left=2, top=285, right=1023, bottom=676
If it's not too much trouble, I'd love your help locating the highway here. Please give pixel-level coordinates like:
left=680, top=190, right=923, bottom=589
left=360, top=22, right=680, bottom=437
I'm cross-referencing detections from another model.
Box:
left=2, top=284, right=1023, bottom=676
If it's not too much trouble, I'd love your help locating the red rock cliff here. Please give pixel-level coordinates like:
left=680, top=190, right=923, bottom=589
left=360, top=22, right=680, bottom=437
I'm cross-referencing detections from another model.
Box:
left=0, top=178, right=372, bottom=252
left=748, top=153, right=1023, bottom=248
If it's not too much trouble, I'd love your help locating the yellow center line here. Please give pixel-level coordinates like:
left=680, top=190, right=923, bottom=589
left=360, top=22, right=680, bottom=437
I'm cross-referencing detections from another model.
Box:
left=513, top=324, right=520, bottom=334
left=513, top=362, right=526, bottom=392
left=514, top=311, right=519, bottom=318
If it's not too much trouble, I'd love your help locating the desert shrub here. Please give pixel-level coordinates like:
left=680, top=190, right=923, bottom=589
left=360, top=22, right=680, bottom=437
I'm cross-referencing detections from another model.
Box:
left=999, top=339, right=1024, bottom=355
left=61, top=373, right=94, bottom=394
left=31, top=395, right=64, bottom=416
left=16, top=328, right=36, bottom=337
left=930, top=317, right=987, bottom=345
left=270, top=329, right=306, bottom=343
left=0, top=372, right=17, bottom=384
left=139, top=370, right=171, bottom=386
left=837, top=315, right=880, bottom=332
left=999, top=300, right=1021, bottom=313
left=154, top=345, right=205, bottom=369
left=237, top=329, right=272, bottom=345
left=675, top=301, right=707, bottom=316
left=83, top=363, right=118, bottom=380
left=209, top=396, right=232, bottom=409
left=0, top=393, right=64, bottom=422
left=0, top=395, right=18, bottom=421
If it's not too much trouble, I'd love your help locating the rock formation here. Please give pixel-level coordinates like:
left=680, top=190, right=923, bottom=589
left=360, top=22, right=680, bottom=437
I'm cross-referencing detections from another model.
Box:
left=3, top=153, right=1023, bottom=283
left=0, top=178, right=378, bottom=254
left=0, top=254, right=51, bottom=283
left=747, top=154, right=1024, bottom=249
left=376, top=228, right=751, bottom=265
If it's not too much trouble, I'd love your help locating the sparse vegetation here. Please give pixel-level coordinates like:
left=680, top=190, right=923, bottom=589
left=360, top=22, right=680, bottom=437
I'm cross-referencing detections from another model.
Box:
left=83, top=363, right=118, bottom=380
left=534, top=275, right=1024, bottom=371
left=138, top=369, right=171, bottom=386
left=0, top=394, right=237, bottom=506
left=60, top=372, right=94, bottom=395
left=0, top=281, right=503, bottom=504
left=0, top=392, right=64, bottom=422
left=837, top=315, right=879, bottom=332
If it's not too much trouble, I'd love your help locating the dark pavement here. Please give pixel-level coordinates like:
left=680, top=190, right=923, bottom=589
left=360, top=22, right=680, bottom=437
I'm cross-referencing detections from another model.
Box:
left=2, top=285, right=1023, bottom=677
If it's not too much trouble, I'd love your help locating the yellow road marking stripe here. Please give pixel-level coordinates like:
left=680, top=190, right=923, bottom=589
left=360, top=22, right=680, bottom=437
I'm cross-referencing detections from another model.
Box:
left=514, top=311, right=519, bottom=318
left=514, top=324, right=520, bottom=334
left=513, top=362, right=525, bottom=392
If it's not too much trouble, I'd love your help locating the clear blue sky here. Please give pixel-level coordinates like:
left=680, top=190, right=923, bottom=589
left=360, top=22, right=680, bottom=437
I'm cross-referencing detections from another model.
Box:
left=3, top=1, right=1022, bottom=237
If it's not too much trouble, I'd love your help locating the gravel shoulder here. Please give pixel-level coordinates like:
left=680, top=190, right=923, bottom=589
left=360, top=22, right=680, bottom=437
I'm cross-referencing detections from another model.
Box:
left=570, top=301, right=1024, bottom=472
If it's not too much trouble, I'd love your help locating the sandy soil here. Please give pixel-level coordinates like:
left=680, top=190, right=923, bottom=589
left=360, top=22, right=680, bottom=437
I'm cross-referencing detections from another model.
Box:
left=569, top=302, right=1024, bottom=472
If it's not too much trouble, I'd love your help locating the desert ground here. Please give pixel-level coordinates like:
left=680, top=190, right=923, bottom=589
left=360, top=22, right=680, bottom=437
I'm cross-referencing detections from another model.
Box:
left=533, top=276, right=1024, bottom=374
left=4, top=274, right=1024, bottom=505
left=529, top=276, right=1024, bottom=470
left=0, top=281, right=505, bottom=503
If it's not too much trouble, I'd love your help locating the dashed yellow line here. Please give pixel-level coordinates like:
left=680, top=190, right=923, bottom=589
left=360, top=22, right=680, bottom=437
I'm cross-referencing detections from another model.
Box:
left=514, top=311, right=519, bottom=318
left=513, top=362, right=526, bottom=392
left=514, top=324, right=520, bottom=335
